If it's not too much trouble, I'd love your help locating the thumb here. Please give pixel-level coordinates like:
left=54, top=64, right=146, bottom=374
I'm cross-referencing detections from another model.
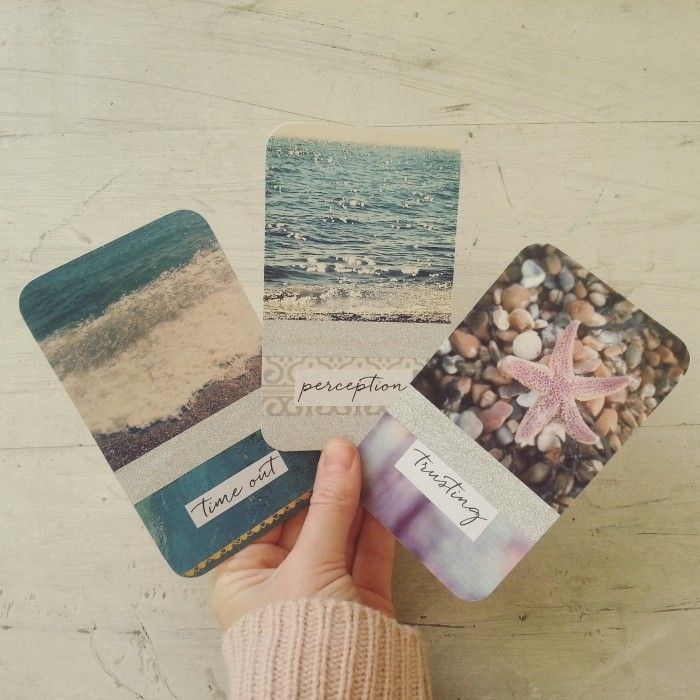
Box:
left=291, top=438, right=361, bottom=567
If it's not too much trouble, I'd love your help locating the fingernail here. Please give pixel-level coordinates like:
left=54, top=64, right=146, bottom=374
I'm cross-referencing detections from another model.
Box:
left=319, top=438, right=356, bottom=471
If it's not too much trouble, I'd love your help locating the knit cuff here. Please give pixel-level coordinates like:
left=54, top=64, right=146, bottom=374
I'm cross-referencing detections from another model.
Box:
left=222, top=598, right=432, bottom=700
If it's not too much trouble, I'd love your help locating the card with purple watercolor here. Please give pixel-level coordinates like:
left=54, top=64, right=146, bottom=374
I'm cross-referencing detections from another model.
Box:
left=358, top=244, right=689, bottom=601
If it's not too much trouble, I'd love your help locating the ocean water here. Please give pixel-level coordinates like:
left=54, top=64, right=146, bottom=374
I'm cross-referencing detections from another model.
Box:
left=20, top=211, right=260, bottom=437
left=21, top=210, right=216, bottom=342
left=264, top=137, right=460, bottom=321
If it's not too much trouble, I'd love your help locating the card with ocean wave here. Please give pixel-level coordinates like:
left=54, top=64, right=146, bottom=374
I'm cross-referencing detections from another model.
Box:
left=262, top=123, right=462, bottom=450
left=19, top=210, right=318, bottom=576
left=358, top=244, right=689, bottom=600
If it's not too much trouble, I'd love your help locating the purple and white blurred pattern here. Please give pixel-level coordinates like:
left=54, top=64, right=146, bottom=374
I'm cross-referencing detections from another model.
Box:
left=359, top=413, right=534, bottom=600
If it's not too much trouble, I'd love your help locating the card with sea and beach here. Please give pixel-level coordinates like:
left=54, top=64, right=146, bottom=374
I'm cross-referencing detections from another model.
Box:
left=262, top=124, right=462, bottom=450
left=358, top=244, right=689, bottom=600
left=19, top=210, right=318, bottom=576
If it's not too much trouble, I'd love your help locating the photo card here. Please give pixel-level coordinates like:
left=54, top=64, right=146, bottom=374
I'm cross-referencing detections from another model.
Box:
left=358, top=244, right=689, bottom=600
left=20, top=210, right=318, bottom=576
left=262, top=123, right=462, bottom=450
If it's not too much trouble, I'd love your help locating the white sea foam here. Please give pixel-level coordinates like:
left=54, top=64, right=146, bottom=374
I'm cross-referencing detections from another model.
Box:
left=330, top=254, right=388, bottom=276
left=295, top=254, right=425, bottom=279
left=336, top=197, right=365, bottom=209
left=301, top=256, right=327, bottom=273
left=264, top=282, right=451, bottom=322
left=41, top=248, right=259, bottom=434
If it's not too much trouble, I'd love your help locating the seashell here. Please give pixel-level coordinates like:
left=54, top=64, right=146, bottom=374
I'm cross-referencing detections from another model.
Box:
left=512, top=330, right=542, bottom=360
left=492, top=307, right=510, bottom=331
left=450, top=330, right=481, bottom=359
left=595, top=408, right=618, bottom=435
left=501, top=284, right=531, bottom=311
left=559, top=267, right=575, bottom=292
left=576, top=459, right=602, bottom=483
left=479, top=390, right=497, bottom=408
left=509, top=308, right=534, bottom=332
left=495, top=425, right=514, bottom=446
left=441, top=355, right=460, bottom=374
left=589, top=291, right=607, bottom=308
left=522, top=461, right=551, bottom=485
left=480, top=400, right=514, bottom=433
left=521, top=259, right=546, bottom=288
left=545, top=253, right=562, bottom=275
left=536, top=422, right=566, bottom=451
left=458, top=410, right=483, bottom=439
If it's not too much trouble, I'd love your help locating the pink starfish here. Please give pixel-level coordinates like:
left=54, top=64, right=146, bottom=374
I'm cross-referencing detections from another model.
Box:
left=498, top=320, right=629, bottom=446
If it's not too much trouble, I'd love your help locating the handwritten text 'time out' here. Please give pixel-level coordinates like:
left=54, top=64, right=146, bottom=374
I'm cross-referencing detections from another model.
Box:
left=185, top=451, right=288, bottom=528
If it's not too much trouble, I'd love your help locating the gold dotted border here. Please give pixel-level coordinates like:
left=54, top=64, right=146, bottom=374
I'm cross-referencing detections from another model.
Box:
left=184, top=491, right=312, bottom=577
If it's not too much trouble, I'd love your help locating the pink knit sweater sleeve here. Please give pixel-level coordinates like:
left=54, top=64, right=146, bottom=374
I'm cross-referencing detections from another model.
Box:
left=222, top=599, right=432, bottom=699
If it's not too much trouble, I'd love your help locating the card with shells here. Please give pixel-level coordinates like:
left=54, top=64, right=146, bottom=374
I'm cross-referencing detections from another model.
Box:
left=359, top=244, right=689, bottom=600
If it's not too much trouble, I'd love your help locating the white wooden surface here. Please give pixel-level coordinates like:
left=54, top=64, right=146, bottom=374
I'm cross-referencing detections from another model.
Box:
left=2, top=2, right=699, bottom=697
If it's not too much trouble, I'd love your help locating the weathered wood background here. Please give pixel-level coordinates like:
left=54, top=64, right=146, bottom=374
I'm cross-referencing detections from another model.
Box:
left=1, top=2, right=698, bottom=697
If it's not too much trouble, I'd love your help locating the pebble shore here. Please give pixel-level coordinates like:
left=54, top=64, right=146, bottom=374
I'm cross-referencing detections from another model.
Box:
left=413, top=244, right=689, bottom=513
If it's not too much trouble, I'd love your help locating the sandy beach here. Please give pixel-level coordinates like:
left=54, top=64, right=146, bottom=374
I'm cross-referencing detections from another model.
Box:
left=95, top=356, right=261, bottom=469
left=263, top=281, right=453, bottom=323
left=21, top=211, right=262, bottom=472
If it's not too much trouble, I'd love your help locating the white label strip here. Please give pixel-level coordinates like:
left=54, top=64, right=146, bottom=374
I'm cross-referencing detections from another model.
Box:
left=394, top=439, right=499, bottom=541
left=293, top=368, right=413, bottom=406
left=185, top=451, right=288, bottom=528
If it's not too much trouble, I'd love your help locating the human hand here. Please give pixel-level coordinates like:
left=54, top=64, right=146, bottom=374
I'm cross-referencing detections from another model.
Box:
left=211, top=438, right=395, bottom=631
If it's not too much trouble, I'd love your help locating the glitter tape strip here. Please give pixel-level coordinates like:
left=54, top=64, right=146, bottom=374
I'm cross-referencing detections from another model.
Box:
left=184, top=491, right=312, bottom=576
left=386, top=386, right=558, bottom=542
left=116, top=390, right=263, bottom=503
left=263, top=412, right=380, bottom=447
left=263, top=319, right=452, bottom=358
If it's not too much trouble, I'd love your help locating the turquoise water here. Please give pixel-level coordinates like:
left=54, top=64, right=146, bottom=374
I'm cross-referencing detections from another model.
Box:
left=135, top=431, right=318, bottom=576
left=19, top=210, right=261, bottom=467
left=20, top=211, right=320, bottom=575
left=20, top=210, right=216, bottom=342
